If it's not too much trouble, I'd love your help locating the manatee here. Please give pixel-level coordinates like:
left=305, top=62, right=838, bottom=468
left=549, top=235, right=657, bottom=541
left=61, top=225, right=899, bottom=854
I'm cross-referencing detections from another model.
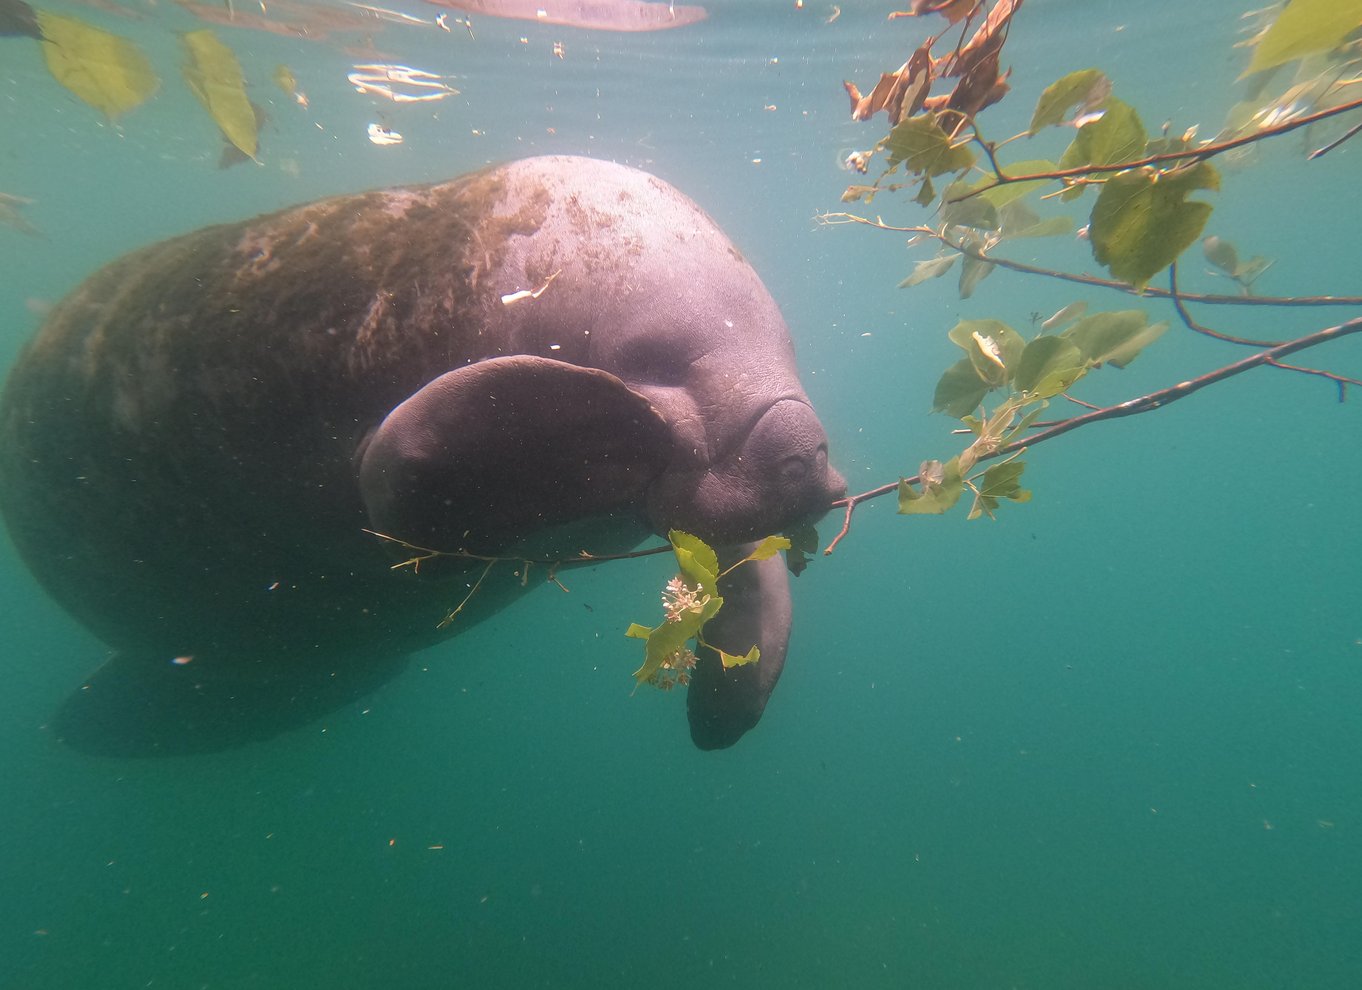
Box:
left=0, top=155, right=844, bottom=755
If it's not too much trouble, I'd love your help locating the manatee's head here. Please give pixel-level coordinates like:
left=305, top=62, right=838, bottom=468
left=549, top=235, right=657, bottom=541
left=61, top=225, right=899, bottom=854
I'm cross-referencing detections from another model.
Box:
left=380, top=155, right=846, bottom=551
left=640, top=391, right=844, bottom=547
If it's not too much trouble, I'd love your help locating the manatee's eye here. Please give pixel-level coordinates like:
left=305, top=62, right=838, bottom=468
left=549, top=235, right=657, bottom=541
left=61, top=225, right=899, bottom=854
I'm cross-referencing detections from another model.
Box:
left=778, top=453, right=810, bottom=484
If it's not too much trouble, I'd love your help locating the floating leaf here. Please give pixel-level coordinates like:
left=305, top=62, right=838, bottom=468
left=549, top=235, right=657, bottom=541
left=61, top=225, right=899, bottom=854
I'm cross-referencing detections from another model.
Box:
left=883, top=112, right=977, bottom=177
left=842, top=184, right=880, bottom=204
left=1202, top=234, right=1239, bottom=275
left=932, top=358, right=991, bottom=418
left=36, top=11, right=158, bottom=119
left=1246, top=0, right=1362, bottom=75
left=899, top=457, right=965, bottom=515
left=1029, top=68, right=1110, bottom=133
left=182, top=29, right=258, bottom=160
left=1014, top=336, right=1085, bottom=397
left=1090, top=161, right=1220, bottom=290
left=1041, top=300, right=1087, bottom=331
left=898, top=253, right=959, bottom=288
left=968, top=460, right=1031, bottom=520
left=1058, top=97, right=1147, bottom=171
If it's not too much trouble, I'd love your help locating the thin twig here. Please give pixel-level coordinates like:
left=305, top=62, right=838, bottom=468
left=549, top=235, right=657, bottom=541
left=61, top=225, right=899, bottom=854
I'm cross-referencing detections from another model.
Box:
left=819, top=213, right=1362, bottom=307
left=952, top=95, right=1362, bottom=201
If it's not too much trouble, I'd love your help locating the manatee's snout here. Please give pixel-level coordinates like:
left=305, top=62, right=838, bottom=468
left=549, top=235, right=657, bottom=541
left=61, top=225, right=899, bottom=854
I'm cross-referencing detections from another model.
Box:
left=649, top=399, right=843, bottom=545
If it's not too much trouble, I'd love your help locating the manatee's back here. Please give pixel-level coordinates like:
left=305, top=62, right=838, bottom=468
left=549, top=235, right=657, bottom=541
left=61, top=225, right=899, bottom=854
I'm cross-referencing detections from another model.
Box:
left=0, top=171, right=528, bottom=662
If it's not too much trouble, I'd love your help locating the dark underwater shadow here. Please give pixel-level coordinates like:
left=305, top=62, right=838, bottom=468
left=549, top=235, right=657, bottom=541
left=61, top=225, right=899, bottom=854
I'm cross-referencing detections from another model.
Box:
left=50, top=648, right=412, bottom=757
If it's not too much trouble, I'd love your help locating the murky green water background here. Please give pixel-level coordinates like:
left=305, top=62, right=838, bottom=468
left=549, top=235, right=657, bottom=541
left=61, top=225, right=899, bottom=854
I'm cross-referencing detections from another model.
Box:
left=3, top=1, right=1360, bottom=986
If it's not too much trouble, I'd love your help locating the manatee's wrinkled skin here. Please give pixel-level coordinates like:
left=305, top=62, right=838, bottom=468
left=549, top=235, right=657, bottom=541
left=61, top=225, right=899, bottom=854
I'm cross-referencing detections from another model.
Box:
left=0, top=156, right=843, bottom=755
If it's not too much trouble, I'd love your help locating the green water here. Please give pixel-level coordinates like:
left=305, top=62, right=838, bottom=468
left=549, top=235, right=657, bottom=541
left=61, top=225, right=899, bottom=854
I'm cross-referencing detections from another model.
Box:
left=2, top=1, right=1361, bottom=986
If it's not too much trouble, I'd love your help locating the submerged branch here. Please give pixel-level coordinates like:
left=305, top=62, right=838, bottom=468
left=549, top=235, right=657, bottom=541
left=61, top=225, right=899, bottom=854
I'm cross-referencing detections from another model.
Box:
left=822, top=316, right=1362, bottom=554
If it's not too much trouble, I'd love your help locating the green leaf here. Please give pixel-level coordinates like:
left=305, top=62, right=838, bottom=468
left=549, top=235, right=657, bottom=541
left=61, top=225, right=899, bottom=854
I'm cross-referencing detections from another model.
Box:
left=932, top=358, right=991, bottom=418
left=1029, top=69, right=1111, bottom=133
left=1060, top=310, right=1163, bottom=367
left=717, top=645, right=760, bottom=669
left=958, top=254, right=995, bottom=299
left=625, top=623, right=653, bottom=639
left=743, top=535, right=792, bottom=562
left=948, top=319, right=1024, bottom=386
left=1089, top=162, right=1220, bottom=290
left=669, top=529, right=719, bottom=590
left=783, top=524, right=818, bottom=577
left=1247, top=0, right=1362, bottom=74
left=1098, top=320, right=1168, bottom=369
left=181, top=29, right=258, bottom=159
left=941, top=192, right=1000, bottom=231
left=898, top=253, right=959, bottom=288
left=899, top=457, right=965, bottom=515
left=36, top=11, right=158, bottom=119
left=1059, top=97, right=1147, bottom=171
left=969, top=160, right=1060, bottom=209
left=968, top=460, right=1032, bottom=520
left=914, top=175, right=936, bottom=206
left=883, top=113, right=977, bottom=177
left=1014, top=336, right=1086, bottom=397
left=1041, top=300, right=1088, bottom=331
left=998, top=200, right=1072, bottom=239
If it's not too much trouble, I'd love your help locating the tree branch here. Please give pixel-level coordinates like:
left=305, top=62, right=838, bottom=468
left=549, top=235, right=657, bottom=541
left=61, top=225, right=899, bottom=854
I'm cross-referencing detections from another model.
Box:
left=822, top=316, right=1362, bottom=554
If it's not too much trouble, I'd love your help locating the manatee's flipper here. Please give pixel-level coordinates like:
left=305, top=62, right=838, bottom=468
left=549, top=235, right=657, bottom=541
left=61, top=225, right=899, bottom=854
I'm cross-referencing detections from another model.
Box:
left=687, top=544, right=792, bottom=750
left=51, top=647, right=410, bottom=757
left=359, top=356, right=674, bottom=556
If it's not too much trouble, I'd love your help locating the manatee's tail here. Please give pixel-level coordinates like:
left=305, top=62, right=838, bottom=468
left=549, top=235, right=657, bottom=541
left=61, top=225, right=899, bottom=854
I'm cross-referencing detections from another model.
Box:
left=51, top=647, right=410, bottom=757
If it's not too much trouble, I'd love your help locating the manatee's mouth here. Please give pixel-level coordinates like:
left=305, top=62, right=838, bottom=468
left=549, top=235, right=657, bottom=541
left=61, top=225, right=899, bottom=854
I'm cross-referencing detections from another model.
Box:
left=646, top=398, right=844, bottom=546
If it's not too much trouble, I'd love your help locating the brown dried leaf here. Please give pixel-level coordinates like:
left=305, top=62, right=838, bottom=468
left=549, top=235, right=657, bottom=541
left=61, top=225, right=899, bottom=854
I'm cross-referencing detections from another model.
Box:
left=844, top=40, right=935, bottom=124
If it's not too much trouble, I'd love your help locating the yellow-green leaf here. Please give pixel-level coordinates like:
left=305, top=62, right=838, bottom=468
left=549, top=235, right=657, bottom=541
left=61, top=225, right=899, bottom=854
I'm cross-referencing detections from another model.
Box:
left=625, top=623, right=652, bottom=640
left=1090, top=162, right=1220, bottom=290
left=743, top=535, right=792, bottom=562
left=669, top=529, right=719, bottom=590
left=883, top=112, right=977, bottom=177
left=181, top=29, right=258, bottom=159
left=1029, top=69, right=1111, bottom=134
left=36, top=11, right=158, bottom=119
left=718, top=645, right=760, bottom=669
left=1247, top=0, right=1362, bottom=74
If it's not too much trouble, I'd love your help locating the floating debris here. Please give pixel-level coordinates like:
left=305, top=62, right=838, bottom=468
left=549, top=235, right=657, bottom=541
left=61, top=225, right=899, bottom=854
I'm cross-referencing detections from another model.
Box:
left=423, top=0, right=705, bottom=32
left=348, top=62, right=457, bottom=102
left=367, top=122, right=403, bottom=145
left=500, top=268, right=561, bottom=306
left=0, top=192, right=39, bottom=236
